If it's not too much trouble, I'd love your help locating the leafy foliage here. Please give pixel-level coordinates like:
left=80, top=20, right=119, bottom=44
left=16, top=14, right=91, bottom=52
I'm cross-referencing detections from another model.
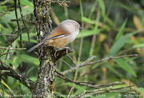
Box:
left=0, top=0, right=144, bottom=97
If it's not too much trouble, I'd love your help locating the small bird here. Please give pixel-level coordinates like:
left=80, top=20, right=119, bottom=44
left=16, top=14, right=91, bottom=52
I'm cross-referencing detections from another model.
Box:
left=28, top=19, right=82, bottom=52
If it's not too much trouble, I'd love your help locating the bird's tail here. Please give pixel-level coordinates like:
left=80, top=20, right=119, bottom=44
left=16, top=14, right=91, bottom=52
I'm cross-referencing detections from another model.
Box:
left=27, top=42, right=44, bottom=52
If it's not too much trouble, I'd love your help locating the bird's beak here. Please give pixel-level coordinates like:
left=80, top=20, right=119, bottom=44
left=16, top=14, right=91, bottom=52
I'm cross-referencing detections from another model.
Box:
left=79, top=27, right=84, bottom=31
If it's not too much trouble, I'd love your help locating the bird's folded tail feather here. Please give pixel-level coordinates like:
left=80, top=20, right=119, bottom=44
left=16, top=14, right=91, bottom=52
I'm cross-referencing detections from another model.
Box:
left=27, top=42, right=44, bottom=52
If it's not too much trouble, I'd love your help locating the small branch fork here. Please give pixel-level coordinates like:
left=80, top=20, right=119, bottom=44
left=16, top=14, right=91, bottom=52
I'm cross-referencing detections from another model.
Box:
left=0, top=61, right=35, bottom=91
left=13, top=0, right=30, bottom=44
left=56, top=71, right=125, bottom=89
left=55, top=54, right=138, bottom=97
left=61, top=54, right=138, bottom=75
left=0, top=0, right=31, bottom=48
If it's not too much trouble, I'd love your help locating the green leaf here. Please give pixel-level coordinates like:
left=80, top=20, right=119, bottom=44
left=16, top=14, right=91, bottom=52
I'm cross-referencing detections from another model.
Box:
left=98, top=0, right=106, bottom=17
left=114, top=59, right=136, bottom=77
left=110, top=20, right=128, bottom=55
left=21, top=0, right=33, bottom=7
left=135, top=88, right=144, bottom=96
left=19, top=54, right=39, bottom=65
left=17, top=32, right=37, bottom=43
left=109, top=35, right=128, bottom=56
left=106, top=64, right=123, bottom=77
left=77, top=30, right=100, bottom=38
left=1, top=79, right=14, bottom=94
left=2, top=60, right=15, bottom=65
left=29, top=76, right=37, bottom=82
left=82, top=17, right=95, bottom=24
left=13, top=56, right=22, bottom=68
left=115, top=19, right=127, bottom=41
left=105, top=93, right=121, bottom=98
left=66, top=83, right=85, bottom=92
left=133, top=44, right=144, bottom=48
left=20, top=84, right=31, bottom=94
left=1, top=7, right=33, bottom=24
left=110, top=30, right=139, bottom=56
left=0, top=89, right=9, bottom=97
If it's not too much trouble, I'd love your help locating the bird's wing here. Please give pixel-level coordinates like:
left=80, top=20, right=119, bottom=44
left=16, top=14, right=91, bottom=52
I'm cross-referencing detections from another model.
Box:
left=43, top=34, right=66, bottom=42
left=28, top=34, right=67, bottom=52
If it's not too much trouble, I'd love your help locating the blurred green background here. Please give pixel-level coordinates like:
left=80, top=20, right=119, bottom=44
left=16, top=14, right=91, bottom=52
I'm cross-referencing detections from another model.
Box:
left=0, top=0, right=144, bottom=97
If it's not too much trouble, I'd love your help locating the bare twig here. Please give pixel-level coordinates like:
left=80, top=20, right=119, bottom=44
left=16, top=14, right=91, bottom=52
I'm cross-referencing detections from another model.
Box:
left=17, top=0, right=30, bottom=42
left=47, top=0, right=70, bottom=3
left=5, top=28, right=24, bottom=45
left=66, top=54, right=77, bottom=65
left=56, top=70, right=137, bottom=98
left=11, top=19, right=35, bottom=24
left=46, top=0, right=70, bottom=7
left=74, top=85, right=135, bottom=98
left=62, top=54, right=138, bottom=74
left=61, top=59, right=73, bottom=68
left=0, top=46, right=26, bottom=50
left=56, top=71, right=125, bottom=89
left=13, top=0, right=22, bottom=46
left=0, top=34, right=17, bottom=36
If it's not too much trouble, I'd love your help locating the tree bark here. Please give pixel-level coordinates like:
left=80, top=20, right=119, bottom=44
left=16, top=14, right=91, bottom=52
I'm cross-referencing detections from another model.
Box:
left=32, top=0, right=54, bottom=97
left=32, top=0, right=72, bottom=97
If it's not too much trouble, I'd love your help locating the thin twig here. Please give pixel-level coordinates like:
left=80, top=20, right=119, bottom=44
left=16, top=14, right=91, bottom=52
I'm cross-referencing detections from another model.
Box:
left=61, top=59, right=73, bottom=68
left=0, top=34, right=17, bottom=36
left=46, top=0, right=70, bottom=3
left=4, top=46, right=11, bottom=60
left=0, top=61, right=35, bottom=91
left=0, top=46, right=26, bottom=50
left=46, top=0, right=70, bottom=7
left=11, top=19, right=35, bottom=24
left=56, top=71, right=125, bottom=89
left=66, top=54, right=77, bottom=65
left=74, top=85, right=134, bottom=98
left=62, top=54, right=138, bottom=74
left=14, top=0, right=22, bottom=46
left=17, top=0, right=30, bottom=42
